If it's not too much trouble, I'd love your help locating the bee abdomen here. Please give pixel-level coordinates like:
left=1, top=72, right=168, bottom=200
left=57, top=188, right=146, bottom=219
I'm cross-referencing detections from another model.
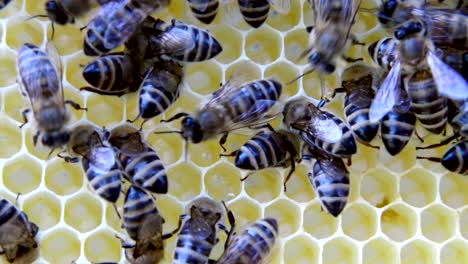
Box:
left=441, top=140, right=468, bottom=175
left=123, top=185, right=159, bottom=240
left=316, top=114, right=357, bottom=158
left=173, top=229, right=214, bottom=264
left=344, top=99, right=379, bottom=143
left=0, top=199, right=18, bottom=225
left=238, top=0, right=270, bottom=28
left=381, top=110, right=416, bottom=156
left=235, top=132, right=285, bottom=170
left=124, top=150, right=168, bottom=194
left=187, top=0, right=219, bottom=24
left=83, top=54, right=134, bottom=93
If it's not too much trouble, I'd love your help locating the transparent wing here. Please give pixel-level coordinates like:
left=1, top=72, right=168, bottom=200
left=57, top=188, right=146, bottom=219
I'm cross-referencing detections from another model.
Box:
left=159, top=21, right=196, bottom=53
left=225, top=99, right=278, bottom=131
left=427, top=51, right=468, bottom=100
left=46, top=41, right=62, bottom=80
left=308, top=113, right=343, bottom=143
left=269, top=0, right=290, bottom=14
left=317, top=155, right=348, bottom=178
left=347, top=89, right=374, bottom=108
left=369, top=60, right=401, bottom=123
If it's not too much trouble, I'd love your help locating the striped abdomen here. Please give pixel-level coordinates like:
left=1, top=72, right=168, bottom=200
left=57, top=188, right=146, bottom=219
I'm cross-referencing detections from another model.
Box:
left=120, top=146, right=168, bottom=194
left=238, top=0, right=270, bottom=28
left=309, top=159, right=350, bottom=217
left=407, top=70, right=448, bottom=134
left=173, top=220, right=216, bottom=264
left=82, top=147, right=122, bottom=203
left=235, top=131, right=288, bottom=170
left=428, top=11, right=468, bottom=50
left=380, top=110, right=416, bottom=156
left=441, top=139, right=468, bottom=175
left=343, top=96, right=379, bottom=143
left=187, top=0, right=219, bottom=24
left=217, top=218, right=278, bottom=264
left=368, top=37, right=397, bottom=72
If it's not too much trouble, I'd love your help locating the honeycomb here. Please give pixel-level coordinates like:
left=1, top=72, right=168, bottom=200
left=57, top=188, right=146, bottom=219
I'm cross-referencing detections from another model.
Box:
left=0, top=0, right=467, bottom=263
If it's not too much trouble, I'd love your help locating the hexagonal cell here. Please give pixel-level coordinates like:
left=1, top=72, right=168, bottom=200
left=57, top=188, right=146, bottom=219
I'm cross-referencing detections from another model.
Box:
left=0, top=49, right=18, bottom=87
left=45, top=158, right=83, bottom=196
left=225, top=60, right=262, bottom=83
left=401, top=240, right=436, bottom=264
left=353, top=11, right=379, bottom=39
left=421, top=204, right=456, bottom=243
left=146, top=128, right=183, bottom=165
left=47, top=24, right=84, bottom=55
left=22, top=191, right=61, bottom=231
left=186, top=61, right=222, bottom=96
left=381, top=204, right=418, bottom=242
left=211, top=25, right=243, bottom=64
left=245, top=27, right=282, bottom=65
left=0, top=117, right=22, bottom=158
left=363, top=238, right=398, bottom=264
left=84, top=230, right=121, bottom=263
left=24, top=0, right=47, bottom=19
left=41, top=228, right=81, bottom=264
left=2, top=154, right=42, bottom=194
left=63, top=85, right=86, bottom=123
left=64, top=193, right=102, bottom=233
left=155, top=195, right=184, bottom=233
left=379, top=140, right=417, bottom=174
left=167, top=163, right=202, bottom=201
left=349, top=143, right=380, bottom=175
left=323, top=237, right=358, bottom=264
left=284, top=235, right=319, bottom=264
left=303, top=202, right=339, bottom=239
left=265, top=61, right=300, bottom=100
left=161, top=87, right=202, bottom=120
left=302, top=72, right=323, bottom=99
left=441, top=239, right=468, bottom=264
left=5, top=17, right=44, bottom=50
left=0, top=0, right=22, bottom=19
left=461, top=208, right=468, bottom=239
left=24, top=127, right=61, bottom=160
left=360, top=168, right=398, bottom=208
left=265, top=199, right=301, bottom=237
left=227, top=198, right=262, bottom=228
left=86, top=94, right=124, bottom=127
left=65, top=53, right=93, bottom=89
left=266, top=0, right=301, bottom=31
left=400, top=168, right=437, bottom=208
left=244, top=169, right=281, bottom=204
left=440, top=172, right=468, bottom=209
left=342, top=203, right=378, bottom=241
left=189, top=139, right=223, bottom=167
left=284, top=29, right=309, bottom=66
left=284, top=163, right=315, bottom=203
left=204, top=162, right=241, bottom=201
left=302, top=0, right=314, bottom=26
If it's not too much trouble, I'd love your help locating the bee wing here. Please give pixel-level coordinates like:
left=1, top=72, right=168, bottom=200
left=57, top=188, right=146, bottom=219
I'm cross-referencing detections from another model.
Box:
left=226, top=99, right=278, bottom=131
left=347, top=90, right=374, bottom=108
left=269, top=0, right=290, bottom=14
left=134, top=213, right=163, bottom=256
left=308, top=113, right=343, bottom=143
left=157, top=20, right=196, bottom=54
left=316, top=156, right=349, bottom=179
left=369, top=60, right=401, bottom=123
left=46, top=42, right=63, bottom=80
left=427, top=51, right=468, bottom=100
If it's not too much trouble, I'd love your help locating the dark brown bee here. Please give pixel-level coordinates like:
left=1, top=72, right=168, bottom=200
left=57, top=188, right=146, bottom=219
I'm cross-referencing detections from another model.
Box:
left=0, top=197, right=39, bottom=263
left=0, top=0, right=12, bottom=10
left=187, top=0, right=220, bottom=24
left=17, top=43, right=85, bottom=150
left=381, top=107, right=417, bottom=156
left=108, top=125, right=168, bottom=194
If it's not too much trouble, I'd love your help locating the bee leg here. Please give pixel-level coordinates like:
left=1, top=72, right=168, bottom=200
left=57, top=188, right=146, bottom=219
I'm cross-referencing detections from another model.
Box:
left=221, top=201, right=236, bottom=250
left=240, top=172, right=253, bottom=182
left=161, top=112, right=189, bottom=123
left=347, top=158, right=352, bottom=166
left=359, top=141, right=380, bottom=149
left=57, top=152, right=80, bottom=163
left=113, top=203, right=121, bottom=219
left=162, top=214, right=184, bottom=240
left=342, top=56, right=363, bottom=63
left=19, top=109, right=30, bottom=128
left=65, top=100, right=87, bottom=111
left=416, top=156, right=442, bottom=163
left=219, top=133, right=229, bottom=152
left=350, top=35, right=365, bottom=46
left=416, top=133, right=458, bottom=150
left=219, top=150, right=238, bottom=158
left=33, top=131, right=41, bottom=146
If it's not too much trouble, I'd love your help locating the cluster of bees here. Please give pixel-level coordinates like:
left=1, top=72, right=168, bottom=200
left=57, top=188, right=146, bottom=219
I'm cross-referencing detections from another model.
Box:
left=0, top=0, right=467, bottom=263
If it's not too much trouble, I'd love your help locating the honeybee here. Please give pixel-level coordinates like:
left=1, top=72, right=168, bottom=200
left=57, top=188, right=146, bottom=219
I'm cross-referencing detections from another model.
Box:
left=302, top=145, right=350, bottom=217
left=216, top=217, right=279, bottom=264
left=221, top=0, right=291, bottom=28
left=45, top=0, right=107, bottom=25
left=108, top=125, right=168, bottom=194
left=83, top=0, right=170, bottom=56
left=436, top=47, right=468, bottom=80
left=0, top=197, right=39, bottom=263
left=282, top=97, right=357, bottom=158
left=0, top=0, right=11, bottom=10
left=186, top=0, right=220, bottom=24
left=377, top=0, right=425, bottom=30
left=381, top=105, right=418, bottom=155
left=17, top=43, right=85, bottom=150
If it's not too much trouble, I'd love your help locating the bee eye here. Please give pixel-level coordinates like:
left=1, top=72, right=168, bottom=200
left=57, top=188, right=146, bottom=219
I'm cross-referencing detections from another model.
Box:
left=310, top=53, right=320, bottom=63
left=324, top=64, right=335, bottom=73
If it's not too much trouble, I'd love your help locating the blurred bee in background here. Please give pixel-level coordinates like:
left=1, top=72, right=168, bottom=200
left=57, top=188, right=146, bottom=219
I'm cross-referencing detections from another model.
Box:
left=119, top=185, right=181, bottom=263
left=108, top=125, right=168, bottom=194
left=45, top=0, right=111, bottom=25
left=302, top=145, right=350, bottom=217
left=377, top=0, right=425, bottom=31
left=83, top=0, right=170, bottom=56
left=283, top=97, right=357, bottom=159
left=186, top=0, right=220, bottom=24
left=216, top=217, right=279, bottom=264
left=0, top=0, right=11, bottom=11
left=0, top=197, right=39, bottom=263
left=17, top=43, right=86, bottom=151
left=436, top=47, right=468, bottom=80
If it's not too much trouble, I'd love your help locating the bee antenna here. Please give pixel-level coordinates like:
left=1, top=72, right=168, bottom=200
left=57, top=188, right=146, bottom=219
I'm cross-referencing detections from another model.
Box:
left=153, top=130, right=182, bottom=135
left=287, top=68, right=315, bottom=85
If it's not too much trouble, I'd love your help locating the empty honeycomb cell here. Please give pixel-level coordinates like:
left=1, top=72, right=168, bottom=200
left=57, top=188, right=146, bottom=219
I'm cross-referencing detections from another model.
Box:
left=360, top=168, right=398, bottom=208
left=380, top=141, right=418, bottom=174
left=284, top=163, right=315, bottom=203
left=227, top=197, right=262, bottom=228
left=0, top=0, right=22, bottom=19
left=349, top=143, right=380, bottom=175
left=64, top=193, right=102, bottom=233
left=381, top=204, right=417, bottom=242
left=41, top=228, right=81, bottom=264
left=284, top=29, right=309, bottom=65
left=204, top=162, right=241, bottom=201
left=302, top=71, right=324, bottom=100
left=5, top=17, right=44, bottom=51
left=265, top=199, right=301, bottom=237
left=341, top=203, right=377, bottom=241
left=22, top=191, right=61, bottom=230
left=400, top=168, right=437, bottom=208
left=86, top=94, right=124, bottom=126
left=24, top=0, right=47, bottom=19
left=303, top=202, right=338, bottom=239
left=363, top=238, right=398, bottom=264
left=284, top=235, right=319, bottom=264
left=0, top=49, right=18, bottom=87
left=225, top=59, right=262, bottom=82
left=84, top=230, right=122, bottom=263
left=244, top=169, right=282, bottom=203
left=401, top=240, right=436, bottom=264
left=245, top=27, right=282, bottom=65
left=266, top=0, right=301, bottom=32
left=189, top=140, right=223, bottom=167
left=421, top=204, right=456, bottom=243
left=167, top=163, right=202, bottom=201
left=440, top=172, right=468, bottom=209
left=440, top=239, right=468, bottom=264
left=65, top=53, right=92, bottom=89
left=323, top=237, right=358, bottom=264
left=44, top=157, right=83, bottom=196
left=186, top=61, right=222, bottom=96
left=0, top=117, right=22, bottom=158
left=302, top=0, right=313, bottom=26
left=353, top=12, right=378, bottom=39
left=2, top=154, right=41, bottom=194
left=3, top=87, right=29, bottom=123
left=461, top=208, right=468, bottom=239
left=146, top=129, right=183, bottom=164
left=211, top=25, right=243, bottom=64
left=265, top=61, right=300, bottom=99
left=47, top=24, right=85, bottom=55
left=155, top=195, right=184, bottom=232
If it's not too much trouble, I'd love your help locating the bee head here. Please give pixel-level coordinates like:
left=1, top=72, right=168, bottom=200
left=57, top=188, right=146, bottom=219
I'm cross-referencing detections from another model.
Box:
left=378, top=0, right=398, bottom=24
left=42, top=130, right=70, bottom=148
left=308, top=52, right=335, bottom=74
left=394, top=20, right=424, bottom=40
left=45, top=1, right=70, bottom=25
left=181, top=116, right=203, bottom=143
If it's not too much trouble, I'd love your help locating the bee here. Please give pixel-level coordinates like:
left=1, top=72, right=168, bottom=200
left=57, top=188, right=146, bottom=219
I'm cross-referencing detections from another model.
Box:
left=282, top=97, right=357, bottom=159
left=0, top=0, right=12, bottom=10
left=186, top=0, right=220, bottom=24
left=377, top=0, right=424, bottom=30
left=83, top=0, right=170, bottom=56
left=45, top=0, right=100, bottom=25
left=223, top=0, right=291, bottom=28
left=108, top=125, right=168, bottom=194
left=17, top=43, right=85, bottom=150
left=221, top=127, right=299, bottom=191
left=216, top=217, right=279, bottom=264
left=302, top=145, right=350, bottom=217
left=128, top=60, right=183, bottom=129
left=120, top=185, right=181, bottom=263
left=0, top=197, right=39, bottom=263
left=58, top=124, right=123, bottom=203
left=381, top=106, right=418, bottom=155
left=436, top=47, right=468, bottom=80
